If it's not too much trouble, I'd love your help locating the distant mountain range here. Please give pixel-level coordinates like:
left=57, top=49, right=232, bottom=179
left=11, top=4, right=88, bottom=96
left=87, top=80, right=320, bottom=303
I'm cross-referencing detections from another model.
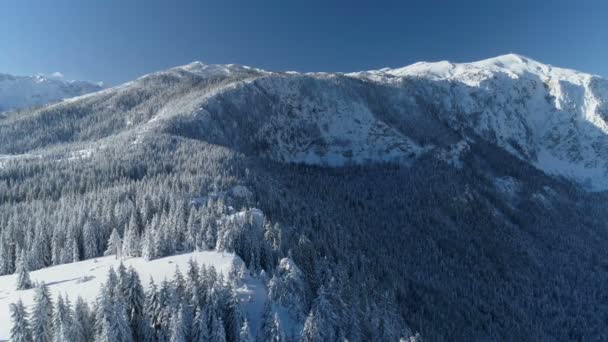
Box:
left=0, top=72, right=102, bottom=113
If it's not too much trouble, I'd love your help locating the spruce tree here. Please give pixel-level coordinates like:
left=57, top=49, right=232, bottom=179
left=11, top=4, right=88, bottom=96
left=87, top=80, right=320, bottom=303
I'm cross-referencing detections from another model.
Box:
left=125, top=267, right=146, bottom=341
left=53, top=294, right=74, bottom=342
left=110, top=289, right=134, bottom=342
left=83, top=220, right=99, bottom=260
left=239, top=319, right=253, bottom=342
left=224, top=287, right=243, bottom=342
left=123, top=213, right=141, bottom=258
left=15, top=249, right=33, bottom=290
left=192, top=307, right=210, bottom=342
left=169, top=306, right=188, bottom=342
left=271, top=313, right=284, bottom=342
left=31, top=282, right=53, bottom=342
left=73, top=297, right=93, bottom=342
left=10, top=299, right=33, bottom=342
left=209, top=309, right=227, bottom=342
left=104, top=228, right=123, bottom=259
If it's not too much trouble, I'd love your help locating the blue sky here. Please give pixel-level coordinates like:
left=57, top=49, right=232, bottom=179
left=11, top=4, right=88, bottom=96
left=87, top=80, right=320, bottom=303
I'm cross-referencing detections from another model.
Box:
left=1, top=0, right=606, bottom=85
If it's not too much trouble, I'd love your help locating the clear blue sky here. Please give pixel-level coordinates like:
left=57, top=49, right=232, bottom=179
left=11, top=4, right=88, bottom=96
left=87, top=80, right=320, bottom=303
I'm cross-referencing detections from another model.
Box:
left=1, top=0, right=606, bottom=85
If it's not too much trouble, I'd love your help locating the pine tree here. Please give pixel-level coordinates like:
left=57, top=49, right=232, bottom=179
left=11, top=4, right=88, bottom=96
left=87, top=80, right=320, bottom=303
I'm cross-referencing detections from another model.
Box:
left=15, top=249, right=33, bottom=290
left=10, top=299, right=33, bottom=342
left=104, top=228, right=123, bottom=259
left=31, top=282, right=53, bottom=342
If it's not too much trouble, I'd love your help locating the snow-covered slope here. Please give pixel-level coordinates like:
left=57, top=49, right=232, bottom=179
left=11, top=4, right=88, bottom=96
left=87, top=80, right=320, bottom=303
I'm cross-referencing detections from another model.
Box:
left=0, top=251, right=260, bottom=340
left=0, top=73, right=102, bottom=113
left=350, top=54, right=608, bottom=189
left=4, top=55, right=608, bottom=189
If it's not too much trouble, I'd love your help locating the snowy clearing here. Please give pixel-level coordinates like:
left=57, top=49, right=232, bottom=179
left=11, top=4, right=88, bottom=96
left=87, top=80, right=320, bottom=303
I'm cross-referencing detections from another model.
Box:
left=0, top=251, right=267, bottom=340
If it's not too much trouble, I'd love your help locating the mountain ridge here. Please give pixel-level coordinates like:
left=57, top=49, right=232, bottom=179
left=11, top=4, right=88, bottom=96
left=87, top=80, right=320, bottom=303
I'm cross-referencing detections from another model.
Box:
left=2, top=54, right=608, bottom=189
left=0, top=72, right=102, bottom=113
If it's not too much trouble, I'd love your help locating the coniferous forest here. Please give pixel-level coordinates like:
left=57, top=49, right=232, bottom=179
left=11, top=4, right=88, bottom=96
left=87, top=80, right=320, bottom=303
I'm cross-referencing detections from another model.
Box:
left=2, top=61, right=608, bottom=341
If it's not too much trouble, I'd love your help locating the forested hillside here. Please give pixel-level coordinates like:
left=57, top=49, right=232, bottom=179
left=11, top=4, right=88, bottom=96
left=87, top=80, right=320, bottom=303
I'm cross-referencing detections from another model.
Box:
left=2, top=56, right=608, bottom=341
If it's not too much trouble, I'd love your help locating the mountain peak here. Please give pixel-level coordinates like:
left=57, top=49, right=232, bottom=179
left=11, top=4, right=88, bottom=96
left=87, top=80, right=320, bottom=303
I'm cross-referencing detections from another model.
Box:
left=175, top=61, right=270, bottom=77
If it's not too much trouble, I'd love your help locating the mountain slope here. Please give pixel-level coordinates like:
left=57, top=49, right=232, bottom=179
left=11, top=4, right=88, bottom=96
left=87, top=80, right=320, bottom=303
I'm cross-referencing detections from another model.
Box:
left=2, top=56, right=608, bottom=340
left=0, top=72, right=102, bottom=113
left=0, top=251, right=244, bottom=340
left=351, top=54, right=608, bottom=189
left=3, top=55, right=608, bottom=189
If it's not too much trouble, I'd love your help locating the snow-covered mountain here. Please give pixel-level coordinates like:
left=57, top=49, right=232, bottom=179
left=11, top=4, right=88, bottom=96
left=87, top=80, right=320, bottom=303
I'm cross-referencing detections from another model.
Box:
left=149, top=55, right=608, bottom=190
left=3, top=55, right=608, bottom=341
left=349, top=54, right=608, bottom=190
left=0, top=72, right=102, bottom=113
left=2, top=55, right=608, bottom=190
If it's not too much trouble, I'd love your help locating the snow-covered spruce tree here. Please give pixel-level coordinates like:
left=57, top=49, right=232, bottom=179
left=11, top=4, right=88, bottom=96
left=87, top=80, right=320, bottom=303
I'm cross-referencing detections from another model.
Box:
left=104, top=228, right=123, bottom=259
left=172, top=266, right=187, bottom=304
left=239, top=319, right=253, bottom=342
left=302, top=285, right=339, bottom=342
left=110, top=289, right=134, bottom=342
left=209, top=309, right=227, bottom=342
left=124, top=266, right=146, bottom=342
left=192, top=307, right=210, bottom=342
left=31, top=282, right=54, bottom=342
left=186, top=258, right=201, bottom=300
left=144, top=278, right=162, bottom=334
left=72, top=297, right=94, bottom=342
left=185, top=209, right=198, bottom=251
left=53, top=294, right=74, bottom=342
left=270, top=313, right=285, bottom=342
left=259, top=300, right=284, bottom=342
left=141, top=227, right=156, bottom=261
left=302, top=311, right=321, bottom=342
left=15, top=249, right=33, bottom=290
left=122, top=212, right=141, bottom=258
left=10, top=299, right=33, bottom=342
left=29, top=228, right=51, bottom=270
left=268, top=257, right=307, bottom=320
left=0, top=230, right=16, bottom=275
left=223, top=285, right=243, bottom=342
left=169, top=305, right=188, bottom=342
left=83, top=220, right=100, bottom=260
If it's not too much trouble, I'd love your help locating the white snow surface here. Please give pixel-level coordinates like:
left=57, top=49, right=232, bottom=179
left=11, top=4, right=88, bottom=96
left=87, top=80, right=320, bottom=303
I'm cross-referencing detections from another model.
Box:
left=0, top=251, right=270, bottom=340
